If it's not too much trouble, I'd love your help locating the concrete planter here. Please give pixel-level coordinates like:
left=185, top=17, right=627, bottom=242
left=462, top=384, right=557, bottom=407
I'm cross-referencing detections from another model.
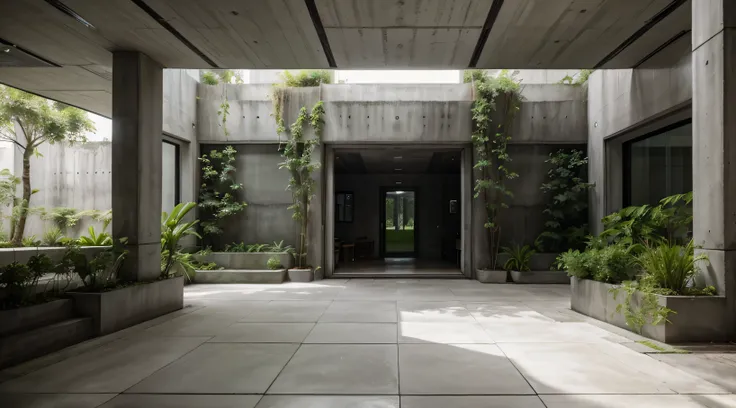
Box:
left=510, top=270, right=570, bottom=284
left=496, top=253, right=559, bottom=271
left=68, top=276, right=184, bottom=336
left=476, top=269, right=508, bottom=283
left=570, top=277, right=728, bottom=343
left=0, top=299, right=72, bottom=336
left=195, top=269, right=287, bottom=284
left=288, top=268, right=314, bottom=282
left=0, top=246, right=108, bottom=266
left=201, top=252, right=294, bottom=270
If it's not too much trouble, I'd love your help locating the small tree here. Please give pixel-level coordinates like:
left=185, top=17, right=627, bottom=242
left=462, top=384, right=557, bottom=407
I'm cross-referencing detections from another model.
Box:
left=0, top=86, right=93, bottom=245
left=279, top=102, right=324, bottom=269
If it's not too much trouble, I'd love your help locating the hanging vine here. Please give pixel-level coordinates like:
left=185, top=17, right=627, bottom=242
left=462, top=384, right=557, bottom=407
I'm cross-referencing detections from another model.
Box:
left=201, top=70, right=243, bottom=137
left=469, top=70, right=523, bottom=270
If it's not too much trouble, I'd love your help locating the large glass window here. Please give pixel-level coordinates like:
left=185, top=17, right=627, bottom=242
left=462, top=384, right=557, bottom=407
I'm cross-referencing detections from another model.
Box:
left=162, top=140, right=180, bottom=213
left=624, top=121, right=692, bottom=206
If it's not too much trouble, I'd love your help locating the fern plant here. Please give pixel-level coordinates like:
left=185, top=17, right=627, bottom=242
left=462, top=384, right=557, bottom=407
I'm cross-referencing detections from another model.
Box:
left=501, top=244, right=535, bottom=271
left=636, top=239, right=708, bottom=294
left=470, top=70, right=522, bottom=270
left=198, top=146, right=247, bottom=248
left=42, top=227, right=64, bottom=246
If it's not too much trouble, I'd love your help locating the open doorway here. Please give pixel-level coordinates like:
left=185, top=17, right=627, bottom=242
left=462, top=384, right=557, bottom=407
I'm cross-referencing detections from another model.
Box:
left=330, top=147, right=464, bottom=277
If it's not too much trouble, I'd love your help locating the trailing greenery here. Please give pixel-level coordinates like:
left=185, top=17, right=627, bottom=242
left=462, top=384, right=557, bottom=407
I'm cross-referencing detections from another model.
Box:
left=501, top=244, right=535, bottom=272
left=559, top=69, right=594, bottom=86
left=536, top=149, right=593, bottom=252
left=0, top=86, right=94, bottom=245
left=198, top=146, right=248, bottom=247
left=267, top=256, right=282, bottom=270
left=280, top=70, right=332, bottom=87
left=161, top=202, right=201, bottom=280
left=469, top=70, right=522, bottom=270
left=278, top=101, right=325, bottom=269
left=200, top=70, right=244, bottom=137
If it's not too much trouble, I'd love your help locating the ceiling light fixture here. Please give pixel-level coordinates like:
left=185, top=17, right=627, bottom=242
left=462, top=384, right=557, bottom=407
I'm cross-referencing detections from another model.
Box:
left=44, top=0, right=96, bottom=29
left=393, top=156, right=403, bottom=160
left=395, top=181, right=403, bottom=185
left=394, top=168, right=403, bottom=171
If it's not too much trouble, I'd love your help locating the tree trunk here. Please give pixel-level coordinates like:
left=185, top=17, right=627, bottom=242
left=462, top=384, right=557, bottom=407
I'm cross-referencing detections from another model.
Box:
left=11, top=149, right=32, bottom=245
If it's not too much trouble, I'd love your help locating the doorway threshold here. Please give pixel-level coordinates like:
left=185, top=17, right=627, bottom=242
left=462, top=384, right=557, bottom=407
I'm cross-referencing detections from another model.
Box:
left=333, top=271, right=466, bottom=279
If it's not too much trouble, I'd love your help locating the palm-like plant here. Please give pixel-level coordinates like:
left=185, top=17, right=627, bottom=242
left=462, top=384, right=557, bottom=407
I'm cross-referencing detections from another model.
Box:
left=501, top=244, right=536, bottom=272
left=161, top=202, right=200, bottom=278
left=78, top=226, right=112, bottom=246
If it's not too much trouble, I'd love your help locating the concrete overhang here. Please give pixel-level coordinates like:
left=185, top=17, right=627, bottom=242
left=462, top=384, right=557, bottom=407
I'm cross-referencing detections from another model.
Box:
left=0, top=0, right=692, bottom=117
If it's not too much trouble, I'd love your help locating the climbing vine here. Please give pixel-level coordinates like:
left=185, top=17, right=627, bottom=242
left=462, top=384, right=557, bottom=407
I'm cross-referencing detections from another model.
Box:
left=468, top=70, right=523, bottom=270
left=200, top=70, right=244, bottom=137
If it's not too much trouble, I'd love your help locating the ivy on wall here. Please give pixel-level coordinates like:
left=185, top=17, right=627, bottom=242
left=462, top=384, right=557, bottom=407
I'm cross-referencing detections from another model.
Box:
left=467, top=70, right=523, bottom=270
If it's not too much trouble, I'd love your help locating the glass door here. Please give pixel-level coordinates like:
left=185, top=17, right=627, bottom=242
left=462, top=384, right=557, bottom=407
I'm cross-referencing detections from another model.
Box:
left=381, top=189, right=416, bottom=257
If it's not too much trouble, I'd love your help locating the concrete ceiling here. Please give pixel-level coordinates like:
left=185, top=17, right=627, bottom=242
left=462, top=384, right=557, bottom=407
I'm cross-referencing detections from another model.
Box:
left=0, top=0, right=692, bottom=117
left=335, top=149, right=460, bottom=174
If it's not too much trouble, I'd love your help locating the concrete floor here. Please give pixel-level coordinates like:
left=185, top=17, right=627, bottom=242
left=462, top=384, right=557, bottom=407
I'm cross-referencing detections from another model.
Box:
left=1, top=279, right=736, bottom=407
left=334, top=258, right=463, bottom=277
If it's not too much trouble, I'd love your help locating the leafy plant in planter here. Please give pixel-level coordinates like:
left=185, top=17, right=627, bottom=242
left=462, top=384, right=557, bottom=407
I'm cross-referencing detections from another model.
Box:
left=536, top=149, right=594, bottom=252
left=469, top=70, right=522, bottom=270
left=161, top=202, right=201, bottom=280
left=78, top=226, right=112, bottom=246
left=69, top=240, right=128, bottom=291
left=268, top=240, right=292, bottom=252
left=42, top=227, right=65, bottom=246
left=501, top=244, right=535, bottom=272
left=0, top=257, right=49, bottom=307
left=198, top=146, right=247, bottom=248
left=278, top=102, right=325, bottom=270
left=267, top=256, right=282, bottom=270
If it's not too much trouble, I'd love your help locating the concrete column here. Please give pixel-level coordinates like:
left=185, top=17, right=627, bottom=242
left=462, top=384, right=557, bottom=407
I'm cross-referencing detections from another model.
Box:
left=112, top=52, right=163, bottom=281
left=692, top=0, right=736, bottom=337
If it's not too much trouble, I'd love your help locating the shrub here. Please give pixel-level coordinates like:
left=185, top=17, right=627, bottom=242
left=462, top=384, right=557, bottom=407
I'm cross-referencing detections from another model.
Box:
left=22, top=235, right=40, bottom=247
left=593, top=244, right=638, bottom=284
left=267, top=256, right=282, bottom=270
left=558, top=249, right=597, bottom=279
left=280, top=70, right=332, bottom=87
left=0, top=262, right=35, bottom=305
left=501, top=244, right=535, bottom=271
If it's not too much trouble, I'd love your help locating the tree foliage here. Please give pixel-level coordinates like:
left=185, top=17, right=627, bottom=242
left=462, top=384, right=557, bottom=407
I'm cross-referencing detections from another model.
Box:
left=0, top=86, right=94, bottom=245
left=470, top=70, right=522, bottom=269
left=198, top=146, right=247, bottom=247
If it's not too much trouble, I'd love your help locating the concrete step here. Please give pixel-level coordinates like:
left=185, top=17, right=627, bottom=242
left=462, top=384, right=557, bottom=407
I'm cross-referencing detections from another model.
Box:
left=0, top=298, right=75, bottom=337
left=0, top=317, right=94, bottom=369
left=195, top=269, right=287, bottom=284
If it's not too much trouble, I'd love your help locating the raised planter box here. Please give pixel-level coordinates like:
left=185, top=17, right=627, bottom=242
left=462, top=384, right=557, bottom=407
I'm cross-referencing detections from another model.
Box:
left=510, top=270, right=570, bottom=284
left=476, top=269, right=508, bottom=284
left=0, top=246, right=108, bottom=266
left=0, top=299, right=73, bottom=337
left=195, top=269, right=286, bottom=284
left=570, top=277, right=728, bottom=343
left=288, top=268, right=314, bottom=282
left=496, top=252, right=559, bottom=271
left=68, top=276, right=184, bottom=336
left=200, top=252, right=293, bottom=270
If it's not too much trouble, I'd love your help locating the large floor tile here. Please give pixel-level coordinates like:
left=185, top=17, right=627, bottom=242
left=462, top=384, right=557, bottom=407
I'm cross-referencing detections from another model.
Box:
left=402, top=396, right=545, bottom=408
left=399, top=322, right=493, bottom=344
left=499, top=342, right=724, bottom=394
left=319, top=301, right=398, bottom=322
left=127, top=343, right=298, bottom=394
left=304, top=323, right=397, bottom=343
left=398, top=301, right=475, bottom=322
left=268, top=344, right=398, bottom=394
left=100, top=394, right=262, bottom=408
left=142, top=313, right=239, bottom=336
left=256, top=396, right=399, bottom=408
left=0, top=337, right=208, bottom=393
left=0, top=394, right=115, bottom=408
left=467, top=303, right=556, bottom=324
left=653, top=353, right=736, bottom=393
left=239, top=301, right=331, bottom=322
left=398, top=344, right=534, bottom=395
left=541, top=395, right=736, bottom=408
left=480, top=322, right=630, bottom=343
left=209, top=323, right=315, bottom=343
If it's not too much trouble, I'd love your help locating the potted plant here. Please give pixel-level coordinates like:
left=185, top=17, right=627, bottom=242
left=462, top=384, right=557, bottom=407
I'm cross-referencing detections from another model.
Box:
left=504, top=243, right=570, bottom=284
left=278, top=101, right=325, bottom=282
left=470, top=70, right=522, bottom=283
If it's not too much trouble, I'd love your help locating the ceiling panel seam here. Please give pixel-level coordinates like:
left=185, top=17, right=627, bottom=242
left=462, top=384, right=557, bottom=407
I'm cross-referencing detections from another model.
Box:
left=468, top=0, right=505, bottom=68
left=305, top=0, right=337, bottom=67
left=633, top=29, right=691, bottom=68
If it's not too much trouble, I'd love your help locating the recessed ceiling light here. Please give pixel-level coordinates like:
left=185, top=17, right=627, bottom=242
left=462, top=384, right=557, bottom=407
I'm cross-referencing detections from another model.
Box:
left=393, top=156, right=403, bottom=160
left=394, top=168, right=403, bottom=171
left=396, top=181, right=403, bottom=185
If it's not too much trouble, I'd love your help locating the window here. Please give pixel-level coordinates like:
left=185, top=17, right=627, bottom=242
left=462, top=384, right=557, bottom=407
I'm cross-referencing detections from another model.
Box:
left=336, top=192, right=354, bottom=222
left=624, top=120, right=692, bottom=206
left=162, top=140, right=180, bottom=213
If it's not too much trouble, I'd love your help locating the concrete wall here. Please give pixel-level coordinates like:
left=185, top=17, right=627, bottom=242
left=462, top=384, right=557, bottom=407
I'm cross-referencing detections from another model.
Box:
left=334, top=173, right=460, bottom=261
left=587, top=55, right=692, bottom=232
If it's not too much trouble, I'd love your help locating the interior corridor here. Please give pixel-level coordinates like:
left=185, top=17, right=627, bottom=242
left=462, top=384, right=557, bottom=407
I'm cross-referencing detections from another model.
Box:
left=1, top=280, right=735, bottom=407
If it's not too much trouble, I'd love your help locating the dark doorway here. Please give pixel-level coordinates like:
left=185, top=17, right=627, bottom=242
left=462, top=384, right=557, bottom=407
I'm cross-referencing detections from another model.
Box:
left=380, top=188, right=417, bottom=257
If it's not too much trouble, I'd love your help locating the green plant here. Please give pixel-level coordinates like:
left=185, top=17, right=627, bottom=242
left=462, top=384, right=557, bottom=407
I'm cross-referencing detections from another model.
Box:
left=558, top=243, right=637, bottom=284
left=77, top=209, right=113, bottom=232
left=470, top=70, right=522, bottom=269
left=22, top=235, right=40, bottom=247
left=501, top=244, right=535, bottom=271
left=0, top=86, right=94, bottom=245
left=200, top=70, right=244, bottom=136
left=559, top=69, right=594, bottom=86
left=278, top=102, right=324, bottom=269
left=611, top=281, right=673, bottom=334
left=267, top=256, right=282, bottom=270
left=198, top=146, right=248, bottom=247
left=636, top=239, right=708, bottom=294
left=536, top=149, right=594, bottom=252
left=161, top=202, right=201, bottom=279
left=42, top=227, right=64, bottom=246
left=27, top=253, right=54, bottom=278
left=247, top=243, right=269, bottom=253
left=42, top=207, right=80, bottom=231
left=77, top=226, right=112, bottom=246
left=463, top=69, right=488, bottom=84
left=279, top=70, right=332, bottom=87
left=268, top=240, right=292, bottom=252
left=224, top=242, right=247, bottom=252
left=76, top=240, right=128, bottom=291
left=0, top=262, right=35, bottom=306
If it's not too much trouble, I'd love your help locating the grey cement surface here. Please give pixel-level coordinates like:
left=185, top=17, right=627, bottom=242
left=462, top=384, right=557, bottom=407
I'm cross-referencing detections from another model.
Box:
left=1, top=279, right=735, bottom=408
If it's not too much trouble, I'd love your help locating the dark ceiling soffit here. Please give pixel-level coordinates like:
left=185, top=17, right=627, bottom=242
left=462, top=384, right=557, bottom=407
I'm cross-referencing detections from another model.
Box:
left=304, top=0, right=337, bottom=68
left=0, top=38, right=60, bottom=67
left=130, top=0, right=220, bottom=68
left=0, top=80, right=110, bottom=118
left=468, top=0, right=505, bottom=68
left=633, top=29, right=690, bottom=68
left=44, top=0, right=96, bottom=29
left=595, top=0, right=688, bottom=69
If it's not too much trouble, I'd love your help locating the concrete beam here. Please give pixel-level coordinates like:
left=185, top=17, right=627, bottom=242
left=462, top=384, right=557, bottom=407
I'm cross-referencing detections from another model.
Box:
left=112, top=52, right=163, bottom=282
